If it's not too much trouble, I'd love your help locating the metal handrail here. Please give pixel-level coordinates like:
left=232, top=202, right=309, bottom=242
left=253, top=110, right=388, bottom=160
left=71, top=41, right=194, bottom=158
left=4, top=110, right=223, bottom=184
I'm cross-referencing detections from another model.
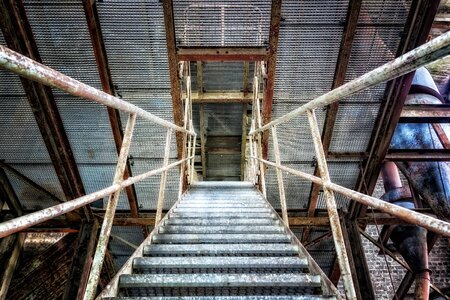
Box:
left=249, top=30, right=450, bottom=135
left=0, top=44, right=197, bottom=300
left=245, top=31, right=450, bottom=300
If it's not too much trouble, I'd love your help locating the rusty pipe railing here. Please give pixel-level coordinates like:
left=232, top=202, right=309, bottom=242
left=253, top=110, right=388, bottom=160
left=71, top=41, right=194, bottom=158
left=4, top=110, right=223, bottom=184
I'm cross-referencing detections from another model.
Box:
left=245, top=32, right=450, bottom=300
left=0, top=45, right=193, bottom=136
left=250, top=31, right=450, bottom=135
left=0, top=45, right=197, bottom=300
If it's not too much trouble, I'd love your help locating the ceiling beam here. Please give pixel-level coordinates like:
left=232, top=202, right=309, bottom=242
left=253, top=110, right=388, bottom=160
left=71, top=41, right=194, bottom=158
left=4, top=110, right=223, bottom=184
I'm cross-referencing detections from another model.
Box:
left=177, top=47, right=268, bottom=61
left=0, top=0, right=89, bottom=220
left=188, top=91, right=256, bottom=103
left=163, top=0, right=184, bottom=160
left=82, top=0, right=145, bottom=235
left=350, top=0, right=441, bottom=218
left=329, top=0, right=441, bottom=285
left=303, top=0, right=362, bottom=243
left=261, top=0, right=282, bottom=162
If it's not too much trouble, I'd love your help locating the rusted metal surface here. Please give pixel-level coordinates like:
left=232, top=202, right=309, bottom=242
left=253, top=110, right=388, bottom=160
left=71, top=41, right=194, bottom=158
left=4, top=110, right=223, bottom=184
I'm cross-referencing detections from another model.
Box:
left=307, top=110, right=356, bottom=300
left=0, top=157, right=187, bottom=238
left=305, top=0, right=363, bottom=242
left=0, top=45, right=191, bottom=135
left=84, top=113, right=136, bottom=300
left=82, top=0, right=141, bottom=225
left=385, top=149, right=450, bottom=161
left=155, top=128, right=173, bottom=225
left=261, top=0, right=282, bottom=161
left=251, top=156, right=450, bottom=237
left=0, top=1, right=87, bottom=219
left=271, top=126, right=288, bottom=226
left=163, top=0, right=185, bottom=158
left=177, top=47, right=268, bottom=61
left=349, top=0, right=441, bottom=223
left=400, top=103, right=450, bottom=122
left=249, top=30, right=450, bottom=136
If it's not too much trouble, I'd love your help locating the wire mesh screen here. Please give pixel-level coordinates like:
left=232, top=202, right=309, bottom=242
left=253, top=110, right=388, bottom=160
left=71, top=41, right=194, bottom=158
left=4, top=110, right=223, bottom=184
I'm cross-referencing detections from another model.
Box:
left=174, top=0, right=271, bottom=47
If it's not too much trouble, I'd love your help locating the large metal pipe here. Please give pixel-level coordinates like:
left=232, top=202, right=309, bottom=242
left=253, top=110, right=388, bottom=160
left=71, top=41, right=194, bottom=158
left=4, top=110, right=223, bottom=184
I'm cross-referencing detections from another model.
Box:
left=0, top=45, right=192, bottom=135
left=250, top=31, right=450, bottom=135
left=392, top=67, right=450, bottom=221
left=381, top=162, right=430, bottom=300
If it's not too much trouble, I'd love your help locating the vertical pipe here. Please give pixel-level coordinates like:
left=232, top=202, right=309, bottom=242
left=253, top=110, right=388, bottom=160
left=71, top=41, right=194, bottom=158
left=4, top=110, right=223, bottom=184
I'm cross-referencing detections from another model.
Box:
left=381, top=162, right=403, bottom=191
left=84, top=113, right=136, bottom=300
left=307, top=109, right=357, bottom=300
left=415, top=271, right=431, bottom=300
left=155, top=128, right=173, bottom=225
left=271, top=126, right=288, bottom=226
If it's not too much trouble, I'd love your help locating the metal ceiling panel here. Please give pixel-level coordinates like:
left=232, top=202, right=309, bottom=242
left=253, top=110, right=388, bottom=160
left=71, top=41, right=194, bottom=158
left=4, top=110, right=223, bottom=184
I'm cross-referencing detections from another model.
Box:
left=6, top=164, right=65, bottom=210
left=202, top=62, right=246, bottom=91
left=131, top=158, right=180, bottom=210
left=266, top=163, right=315, bottom=210
left=24, top=0, right=118, bottom=166
left=281, top=0, right=349, bottom=25
left=329, top=102, right=381, bottom=152
left=97, top=0, right=170, bottom=90
left=359, top=0, right=412, bottom=25
left=173, top=0, right=271, bottom=47
left=274, top=26, right=343, bottom=102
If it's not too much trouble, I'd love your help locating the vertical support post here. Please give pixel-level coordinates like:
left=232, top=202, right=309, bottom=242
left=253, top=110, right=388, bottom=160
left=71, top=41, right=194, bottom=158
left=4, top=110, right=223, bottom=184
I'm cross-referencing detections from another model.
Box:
left=84, top=113, right=137, bottom=300
left=307, top=109, right=357, bottom=300
left=240, top=104, right=248, bottom=181
left=155, top=128, right=173, bottom=225
left=200, top=105, right=207, bottom=179
left=190, top=133, right=197, bottom=183
left=253, top=71, right=266, bottom=196
left=187, top=131, right=193, bottom=184
left=271, top=126, right=288, bottom=226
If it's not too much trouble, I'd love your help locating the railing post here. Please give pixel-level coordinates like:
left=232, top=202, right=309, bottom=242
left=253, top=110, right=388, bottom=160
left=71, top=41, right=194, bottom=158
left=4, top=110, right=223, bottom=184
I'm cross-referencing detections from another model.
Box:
left=190, top=133, right=197, bottom=183
left=84, top=113, right=137, bottom=300
left=306, top=109, right=357, bottom=300
left=271, top=126, right=288, bottom=226
left=155, top=128, right=173, bottom=225
left=253, top=73, right=267, bottom=197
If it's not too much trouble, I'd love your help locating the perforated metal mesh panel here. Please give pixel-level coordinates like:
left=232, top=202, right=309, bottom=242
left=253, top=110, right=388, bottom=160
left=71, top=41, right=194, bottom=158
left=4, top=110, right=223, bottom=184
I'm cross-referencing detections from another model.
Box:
left=110, top=226, right=145, bottom=269
left=6, top=164, right=65, bottom=210
left=173, top=0, right=271, bottom=47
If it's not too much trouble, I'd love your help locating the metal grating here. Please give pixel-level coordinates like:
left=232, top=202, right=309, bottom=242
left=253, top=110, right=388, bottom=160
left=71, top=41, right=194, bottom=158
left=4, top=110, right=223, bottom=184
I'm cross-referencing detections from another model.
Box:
left=281, top=0, right=349, bottom=25
left=359, top=0, right=412, bottom=25
left=110, top=226, right=145, bottom=269
left=97, top=0, right=171, bottom=90
left=6, top=164, right=65, bottom=210
left=173, top=0, right=271, bottom=47
left=206, top=154, right=240, bottom=180
left=131, top=158, right=180, bottom=210
left=266, top=163, right=315, bottom=210
left=203, top=104, right=243, bottom=136
left=329, top=102, right=381, bottom=152
left=274, top=26, right=343, bottom=102
left=24, top=0, right=119, bottom=166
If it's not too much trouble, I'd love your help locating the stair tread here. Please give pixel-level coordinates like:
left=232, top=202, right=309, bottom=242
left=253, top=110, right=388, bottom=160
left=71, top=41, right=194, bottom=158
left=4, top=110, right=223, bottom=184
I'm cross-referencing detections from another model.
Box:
left=143, top=244, right=299, bottom=255
left=164, top=219, right=278, bottom=226
left=173, top=208, right=272, bottom=213
left=159, top=226, right=284, bottom=234
left=105, top=296, right=336, bottom=300
left=152, top=234, right=291, bottom=244
left=169, top=213, right=276, bottom=219
left=133, top=256, right=308, bottom=269
left=119, top=273, right=322, bottom=287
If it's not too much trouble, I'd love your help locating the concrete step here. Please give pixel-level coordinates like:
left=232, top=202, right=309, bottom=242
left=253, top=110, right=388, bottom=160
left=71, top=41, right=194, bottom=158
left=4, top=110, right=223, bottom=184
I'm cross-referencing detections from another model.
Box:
left=133, top=256, right=308, bottom=270
left=143, top=244, right=299, bottom=256
left=159, top=225, right=285, bottom=234
left=119, top=273, right=322, bottom=288
left=152, top=234, right=291, bottom=244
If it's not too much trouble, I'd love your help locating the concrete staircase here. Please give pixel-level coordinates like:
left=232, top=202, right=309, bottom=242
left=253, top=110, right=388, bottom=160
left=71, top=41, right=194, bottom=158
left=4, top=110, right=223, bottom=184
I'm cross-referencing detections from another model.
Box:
left=104, top=182, right=340, bottom=299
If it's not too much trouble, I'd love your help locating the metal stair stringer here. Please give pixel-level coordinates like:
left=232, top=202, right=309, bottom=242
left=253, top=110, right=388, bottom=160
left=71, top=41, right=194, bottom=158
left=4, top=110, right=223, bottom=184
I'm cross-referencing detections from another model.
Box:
left=97, top=181, right=342, bottom=300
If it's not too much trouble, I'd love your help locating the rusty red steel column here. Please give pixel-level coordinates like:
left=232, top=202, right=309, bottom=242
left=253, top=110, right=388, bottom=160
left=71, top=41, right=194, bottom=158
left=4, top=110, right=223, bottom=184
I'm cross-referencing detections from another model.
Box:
left=155, top=128, right=173, bottom=225
left=84, top=113, right=137, bottom=300
left=307, top=109, right=357, bottom=300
